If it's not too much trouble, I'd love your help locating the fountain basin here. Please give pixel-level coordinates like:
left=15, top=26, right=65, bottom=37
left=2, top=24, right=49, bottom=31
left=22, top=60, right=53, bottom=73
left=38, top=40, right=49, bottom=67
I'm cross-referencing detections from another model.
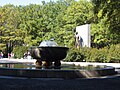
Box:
left=30, top=46, right=69, bottom=62
left=0, top=60, right=117, bottom=79
left=29, top=40, right=69, bottom=67
left=30, top=40, right=69, bottom=62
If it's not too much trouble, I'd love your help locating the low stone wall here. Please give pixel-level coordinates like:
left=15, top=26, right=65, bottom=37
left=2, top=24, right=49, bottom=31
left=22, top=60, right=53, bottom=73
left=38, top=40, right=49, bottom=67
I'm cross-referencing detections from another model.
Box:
left=61, top=62, right=120, bottom=68
left=0, top=59, right=119, bottom=79
left=0, top=67, right=117, bottom=79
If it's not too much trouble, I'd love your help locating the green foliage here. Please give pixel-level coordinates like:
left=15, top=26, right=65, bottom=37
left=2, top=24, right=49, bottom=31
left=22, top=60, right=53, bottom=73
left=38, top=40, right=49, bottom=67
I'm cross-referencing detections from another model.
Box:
left=91, top=15, right=110, bottom=47
left=65, top=44, right=120, bottom=63
left=107, top=44, right=120, bottom=63
left=0, top=43, right=6, bottom=52
left=0, top=0, right=120, bottom=61
left=65, top=47, right=85, bottom=62
left=86, top=48, right=108, bottom=62
left=91, top=0, right=120, bottom=45
left=12, top=46, right=29, bottom=59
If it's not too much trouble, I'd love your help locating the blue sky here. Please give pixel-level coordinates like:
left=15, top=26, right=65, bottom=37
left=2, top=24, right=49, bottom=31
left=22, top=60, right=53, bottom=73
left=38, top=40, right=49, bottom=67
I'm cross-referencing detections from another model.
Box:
left=0, top=0, right=58, bottom=6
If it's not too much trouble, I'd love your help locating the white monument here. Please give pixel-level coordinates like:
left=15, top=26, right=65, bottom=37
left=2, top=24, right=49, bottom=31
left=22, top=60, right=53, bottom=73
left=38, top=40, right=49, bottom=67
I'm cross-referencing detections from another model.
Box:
left=76, top=24, right=91, bottom=47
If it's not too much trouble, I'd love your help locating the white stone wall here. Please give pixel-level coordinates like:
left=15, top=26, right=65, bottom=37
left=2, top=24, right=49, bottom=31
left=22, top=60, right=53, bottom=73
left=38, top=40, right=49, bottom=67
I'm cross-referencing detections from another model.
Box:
left=76, top=24, right=91, bottom=47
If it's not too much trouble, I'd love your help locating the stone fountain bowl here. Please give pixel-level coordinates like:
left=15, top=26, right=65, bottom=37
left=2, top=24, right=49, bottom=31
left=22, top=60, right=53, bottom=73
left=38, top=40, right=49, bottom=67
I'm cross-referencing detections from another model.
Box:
left=29, top=40, right=69, bottom=62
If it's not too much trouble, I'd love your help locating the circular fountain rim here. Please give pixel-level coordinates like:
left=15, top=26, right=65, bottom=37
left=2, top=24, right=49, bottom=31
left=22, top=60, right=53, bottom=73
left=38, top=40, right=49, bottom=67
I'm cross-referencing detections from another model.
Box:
left=0, top=59, right=117, bottom=79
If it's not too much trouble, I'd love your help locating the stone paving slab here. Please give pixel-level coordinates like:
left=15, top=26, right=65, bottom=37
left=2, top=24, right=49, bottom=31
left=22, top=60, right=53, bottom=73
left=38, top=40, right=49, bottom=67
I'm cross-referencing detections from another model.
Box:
left=0, top=75, right=120, bottom=90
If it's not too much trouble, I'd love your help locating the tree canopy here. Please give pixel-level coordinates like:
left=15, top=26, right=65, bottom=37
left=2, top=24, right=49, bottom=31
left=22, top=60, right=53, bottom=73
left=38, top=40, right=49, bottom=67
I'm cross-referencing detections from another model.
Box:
left=0, top=0, right=120, bottom=52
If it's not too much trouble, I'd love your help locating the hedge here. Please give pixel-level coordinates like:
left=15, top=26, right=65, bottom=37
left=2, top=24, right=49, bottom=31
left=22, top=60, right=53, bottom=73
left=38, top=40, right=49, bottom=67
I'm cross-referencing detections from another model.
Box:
left=65, top=44, right=120, bottom=63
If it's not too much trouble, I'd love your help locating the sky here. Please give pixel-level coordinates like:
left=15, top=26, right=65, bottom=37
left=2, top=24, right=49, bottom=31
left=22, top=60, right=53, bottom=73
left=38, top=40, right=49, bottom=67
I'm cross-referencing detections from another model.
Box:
left=0, top=0, right=58, bottom=6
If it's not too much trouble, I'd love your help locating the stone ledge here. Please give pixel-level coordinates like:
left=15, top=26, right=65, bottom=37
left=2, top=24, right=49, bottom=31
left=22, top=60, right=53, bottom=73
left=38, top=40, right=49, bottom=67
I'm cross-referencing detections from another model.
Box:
left=0, top=67, right=117, bottom=79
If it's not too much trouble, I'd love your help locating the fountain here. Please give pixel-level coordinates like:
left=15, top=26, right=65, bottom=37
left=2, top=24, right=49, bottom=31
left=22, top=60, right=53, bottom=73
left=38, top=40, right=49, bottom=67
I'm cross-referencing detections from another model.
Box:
left=0, top=40, right=118, bottom=79
left=0, top=61, right=117, bottom=79
left=29, top=40, right=69, bottom=68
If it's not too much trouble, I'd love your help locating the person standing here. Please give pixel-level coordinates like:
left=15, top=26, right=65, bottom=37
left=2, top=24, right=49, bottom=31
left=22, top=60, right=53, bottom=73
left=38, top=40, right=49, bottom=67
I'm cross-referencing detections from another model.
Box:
left=75, top=32, right=80, bottom=48
left=8, top=53, right=11, bottom=59
left=0, top=52, right=3, bottom=59
left=11, top=52, right=14, bottom=58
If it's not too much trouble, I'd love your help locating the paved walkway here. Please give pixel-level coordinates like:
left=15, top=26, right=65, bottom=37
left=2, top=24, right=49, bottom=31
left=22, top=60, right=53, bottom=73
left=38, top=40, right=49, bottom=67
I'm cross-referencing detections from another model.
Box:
left=0, top=75, right=120, bottom=90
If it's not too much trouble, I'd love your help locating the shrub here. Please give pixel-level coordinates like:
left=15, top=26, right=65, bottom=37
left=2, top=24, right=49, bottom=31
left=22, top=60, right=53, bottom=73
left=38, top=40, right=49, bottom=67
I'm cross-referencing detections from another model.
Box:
left=64, top=44, right=120, bottom=63
left=65, top=47, right=84, bottom=62
left=80, top=47, right=91, bottom=62
left=98, top=47, right=108, bottom=63
left=82, top=48, right=105, bottom=62
left=13, top=46, right=29, bottom=59
left=107, top=44, right=120, bottom=63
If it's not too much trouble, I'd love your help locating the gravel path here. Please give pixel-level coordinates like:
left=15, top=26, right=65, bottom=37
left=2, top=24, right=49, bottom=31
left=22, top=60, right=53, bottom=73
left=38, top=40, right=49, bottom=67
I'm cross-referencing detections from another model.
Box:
left=0, top=75, right=120, bottom=90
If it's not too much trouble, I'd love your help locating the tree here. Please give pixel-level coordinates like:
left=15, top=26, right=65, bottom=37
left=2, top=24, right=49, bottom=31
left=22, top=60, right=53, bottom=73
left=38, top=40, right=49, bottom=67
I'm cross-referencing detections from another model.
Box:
left=91, top=0, right=120, bottom=46
left=63, top=0, right=94, bottom=46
